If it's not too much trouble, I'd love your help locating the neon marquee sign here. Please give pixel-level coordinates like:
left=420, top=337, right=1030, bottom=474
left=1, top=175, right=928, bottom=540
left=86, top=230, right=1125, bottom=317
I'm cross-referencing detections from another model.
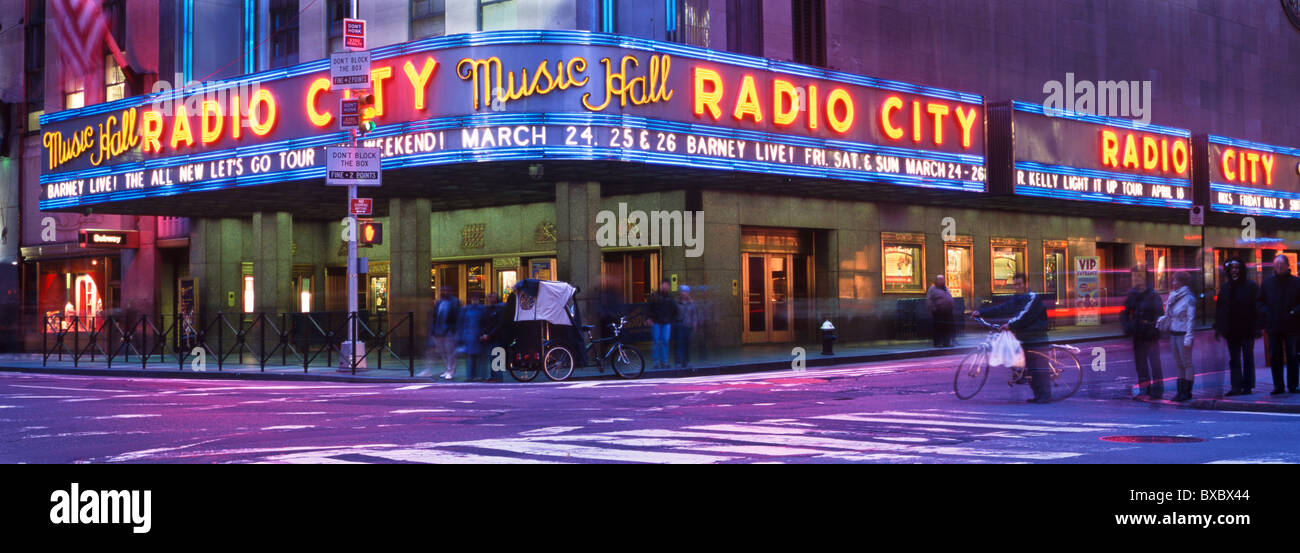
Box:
left=39, top=31, right=985, bottom=210
left=1205, top=135, right=1300, bottom=219
left=1001, top=101, right=1192, bottom=208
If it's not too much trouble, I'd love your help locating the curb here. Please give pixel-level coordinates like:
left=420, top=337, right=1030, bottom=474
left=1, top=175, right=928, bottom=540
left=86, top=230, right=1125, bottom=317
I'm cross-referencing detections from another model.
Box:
left=2, top=332, right=1129, bottom=384
left=1185, top=397, right=1300, bottom=414
left=0, top=366, right=418, bottom=384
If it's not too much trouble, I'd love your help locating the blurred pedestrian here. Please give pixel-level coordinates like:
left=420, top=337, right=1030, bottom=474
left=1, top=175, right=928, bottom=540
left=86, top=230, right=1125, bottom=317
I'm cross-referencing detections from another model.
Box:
left=428, top=285, right=461, bottom=380
left=1122, top=265, right=1165, bottom=400
left=1257, top=255, right=1300, bottom=395
left=1163, top=271, right=1196, bottom=401
left=596, top=275, right=623, bottom=342
left=482, top=290, right=518, bottom=382
left=674, top=285, right=699, bottom=369
left=481, top=292, right=506, bottom=382
left=927, top=275, right=955, bottom=347
left=1214, top=258, right=1259, bottom=396
left=647, top=280, right=678, bottom=369
left=458, top=292, right=487, bottom=381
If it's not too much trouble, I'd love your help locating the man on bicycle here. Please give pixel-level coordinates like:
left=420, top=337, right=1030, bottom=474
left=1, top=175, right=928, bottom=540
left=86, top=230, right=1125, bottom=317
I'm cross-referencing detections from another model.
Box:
left=971, top=273, right=1052, bottom=403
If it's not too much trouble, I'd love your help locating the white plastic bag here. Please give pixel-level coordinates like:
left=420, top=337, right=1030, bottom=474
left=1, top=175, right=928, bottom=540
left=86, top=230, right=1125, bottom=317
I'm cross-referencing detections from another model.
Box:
left=988, top=330, right=1025, bottom=369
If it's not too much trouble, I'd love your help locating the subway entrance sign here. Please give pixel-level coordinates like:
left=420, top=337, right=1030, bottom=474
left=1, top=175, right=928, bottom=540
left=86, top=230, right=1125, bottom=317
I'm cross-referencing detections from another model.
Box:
left=326, top=147, right=382, bottom=186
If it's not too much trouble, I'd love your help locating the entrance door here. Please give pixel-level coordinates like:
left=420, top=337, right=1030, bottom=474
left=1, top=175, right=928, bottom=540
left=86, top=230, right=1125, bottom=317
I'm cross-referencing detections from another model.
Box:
left=742, top=253, right=794, bottom=343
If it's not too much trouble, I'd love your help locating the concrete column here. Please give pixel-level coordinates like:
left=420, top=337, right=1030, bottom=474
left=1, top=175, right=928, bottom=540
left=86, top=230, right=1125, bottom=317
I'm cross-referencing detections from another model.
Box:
left=189, top=218, right=244, bottom=321
left=252, top=212, right=293, bottom=313
left=389, top=198, right=432, bottom=350
left=555, top=181, right=602, bottom=322
left=120, top=215, right=158, bottom=319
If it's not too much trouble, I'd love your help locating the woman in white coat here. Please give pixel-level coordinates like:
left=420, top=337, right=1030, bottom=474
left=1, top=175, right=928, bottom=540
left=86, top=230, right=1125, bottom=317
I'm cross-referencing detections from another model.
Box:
left=1163, top=271, right=1197, bottom=401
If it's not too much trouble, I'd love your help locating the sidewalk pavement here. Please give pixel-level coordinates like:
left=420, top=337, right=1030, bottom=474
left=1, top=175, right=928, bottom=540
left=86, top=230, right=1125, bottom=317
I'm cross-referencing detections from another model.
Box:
left=6, top=324, right=1300, bottom=413
left=0, top=323, right=1127, bottom=382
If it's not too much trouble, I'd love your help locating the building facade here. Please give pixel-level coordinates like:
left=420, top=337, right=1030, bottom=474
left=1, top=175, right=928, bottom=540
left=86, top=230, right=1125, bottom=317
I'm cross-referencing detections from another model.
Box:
left=13, top=0, right=1300, bottom=355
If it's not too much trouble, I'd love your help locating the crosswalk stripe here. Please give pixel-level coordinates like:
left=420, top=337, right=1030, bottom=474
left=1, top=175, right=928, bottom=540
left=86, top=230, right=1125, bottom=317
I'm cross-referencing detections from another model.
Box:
left=813, top=414, right=1115, bottom=433
left=869, top=410, right=1149, bottom=428
left=681, top=445, right=826, bottom=456
left=350, top=448, right=558, bottom=464
left=439, top=438, right=736, bottom=464
left=609, top=429, right=1080, bottom=460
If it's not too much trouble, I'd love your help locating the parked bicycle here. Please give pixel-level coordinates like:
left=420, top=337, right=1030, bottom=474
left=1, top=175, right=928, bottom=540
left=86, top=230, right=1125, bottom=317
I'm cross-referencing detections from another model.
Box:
left=954, top=316, right=1083, bottom=400
left=581, top=316, right=645, bottom=379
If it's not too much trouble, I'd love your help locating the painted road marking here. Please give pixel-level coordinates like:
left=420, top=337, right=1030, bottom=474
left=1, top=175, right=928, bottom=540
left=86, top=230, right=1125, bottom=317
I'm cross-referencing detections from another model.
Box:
left=438, top=438, right=736, bottom=464
left=609, top=428, right=1080, bottom=460
left=814, top=414, right=1125, bottom=433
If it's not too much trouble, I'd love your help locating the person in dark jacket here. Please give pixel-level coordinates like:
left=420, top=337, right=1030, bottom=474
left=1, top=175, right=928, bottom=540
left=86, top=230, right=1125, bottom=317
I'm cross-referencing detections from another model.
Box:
left=972, top=273, right=1051, bottom=403
left=927, top=275, right=956, bottom=347
left=427, top=286, right=461, bottom=380
left=481, top=291, right=517, bottom=381
left=1214, top=258, right=1260, bottom=396
left=1122, top=266, right=1165, bottom=400
left=646, top=280, right=679, bottom=369
left=457, top=292, right=488, bottom=381
left=1257, top=255, right=1300, bottom=394
left=480, top=292, right=506, bottom=382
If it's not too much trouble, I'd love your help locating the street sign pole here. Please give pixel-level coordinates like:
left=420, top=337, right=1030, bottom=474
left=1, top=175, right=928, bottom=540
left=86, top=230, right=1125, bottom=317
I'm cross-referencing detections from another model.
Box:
left=345, top=0, right=363, bottom=370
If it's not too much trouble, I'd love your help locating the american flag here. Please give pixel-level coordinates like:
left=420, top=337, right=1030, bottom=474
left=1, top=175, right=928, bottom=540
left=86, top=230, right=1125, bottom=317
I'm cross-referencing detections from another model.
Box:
left=49, top=0, right=129, bottom=84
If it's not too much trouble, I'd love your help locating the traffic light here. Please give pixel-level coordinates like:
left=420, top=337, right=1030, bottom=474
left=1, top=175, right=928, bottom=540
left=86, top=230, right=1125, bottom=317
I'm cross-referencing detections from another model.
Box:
left=358, top=221, right=383, bottom=246
left=357, top=93, right=377, bottom=135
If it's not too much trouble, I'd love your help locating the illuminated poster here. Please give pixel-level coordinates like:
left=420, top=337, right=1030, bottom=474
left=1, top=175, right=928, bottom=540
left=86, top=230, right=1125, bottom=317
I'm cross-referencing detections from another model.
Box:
left=991, top=240, right=1027, bottom=294
left=39, top=31, right=985, bottom=211
left=997, top=102, right=1192, bottom=208
left=945, top=244, right=972, bottom=299
left=1074, top=256, right=1101, bottom=326
left=882, top=233, right=924, bottom=293
left=1204, top=135, right=1300, bottom=219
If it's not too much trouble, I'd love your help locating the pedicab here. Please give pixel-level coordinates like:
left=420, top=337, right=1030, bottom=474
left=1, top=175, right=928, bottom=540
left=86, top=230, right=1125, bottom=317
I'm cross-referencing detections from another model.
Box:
left=504, top=279, right=584, bottom=382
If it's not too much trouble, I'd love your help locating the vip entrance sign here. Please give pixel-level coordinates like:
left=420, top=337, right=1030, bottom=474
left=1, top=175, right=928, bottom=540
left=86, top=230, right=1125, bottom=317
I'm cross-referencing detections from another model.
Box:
left=326, top=147, right=382, bottom=186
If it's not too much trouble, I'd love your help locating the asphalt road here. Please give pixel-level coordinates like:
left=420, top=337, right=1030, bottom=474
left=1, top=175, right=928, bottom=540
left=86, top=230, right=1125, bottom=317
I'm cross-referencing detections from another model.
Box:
left=3, top=336, right=1298, bottom=464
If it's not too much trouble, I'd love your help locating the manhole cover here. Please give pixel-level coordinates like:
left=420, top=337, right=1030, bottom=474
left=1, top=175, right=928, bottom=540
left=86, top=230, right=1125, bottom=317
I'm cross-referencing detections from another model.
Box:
left=1100, top=435, right=1205, bottom=443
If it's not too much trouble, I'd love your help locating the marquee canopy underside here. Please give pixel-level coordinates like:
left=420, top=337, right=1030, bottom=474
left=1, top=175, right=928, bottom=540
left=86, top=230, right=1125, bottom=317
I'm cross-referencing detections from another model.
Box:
left=40, top=159, right=1226, bottom=226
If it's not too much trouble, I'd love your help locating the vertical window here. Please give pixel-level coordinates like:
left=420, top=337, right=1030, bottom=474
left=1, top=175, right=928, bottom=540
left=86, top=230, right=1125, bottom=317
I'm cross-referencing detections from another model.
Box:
left=667, top=0, right=709, bottom=47
left=104, top=55, right=127, bottom=102
left=327, top=0, right=348, bottom=53
left=792, top=0, right=826, bottom=66
left=64, top=79, right=86, bottom=110
left=479, top=0, right=516, bottom=31
left=103, top=0, right=126, bottom=50
left=726, top=0, right=762, bottom=56
left=411, top=0, right=446, bottom=39
left=24, top=0, right=44, bottom=130
left=269, top=0, right=299, bottom=69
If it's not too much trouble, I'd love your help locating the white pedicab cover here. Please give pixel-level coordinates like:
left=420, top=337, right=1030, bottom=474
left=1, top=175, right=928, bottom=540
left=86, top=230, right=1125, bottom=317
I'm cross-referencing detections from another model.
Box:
left=515, top=280, right=577, bottom=326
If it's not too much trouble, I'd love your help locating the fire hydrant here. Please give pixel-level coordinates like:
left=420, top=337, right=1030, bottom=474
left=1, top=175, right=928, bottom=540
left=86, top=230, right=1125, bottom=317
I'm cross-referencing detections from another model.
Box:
left=820, top=320, right=837, bottom=355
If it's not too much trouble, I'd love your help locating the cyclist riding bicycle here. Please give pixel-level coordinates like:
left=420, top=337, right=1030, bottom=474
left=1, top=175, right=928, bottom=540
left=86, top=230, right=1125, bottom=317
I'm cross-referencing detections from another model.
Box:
left=971, top=272, right=1052, bottom=403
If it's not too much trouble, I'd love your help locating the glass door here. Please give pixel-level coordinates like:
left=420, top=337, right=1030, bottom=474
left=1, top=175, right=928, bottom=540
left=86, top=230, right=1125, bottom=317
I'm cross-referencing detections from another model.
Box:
left=742, top=253, right=794, bottom=343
